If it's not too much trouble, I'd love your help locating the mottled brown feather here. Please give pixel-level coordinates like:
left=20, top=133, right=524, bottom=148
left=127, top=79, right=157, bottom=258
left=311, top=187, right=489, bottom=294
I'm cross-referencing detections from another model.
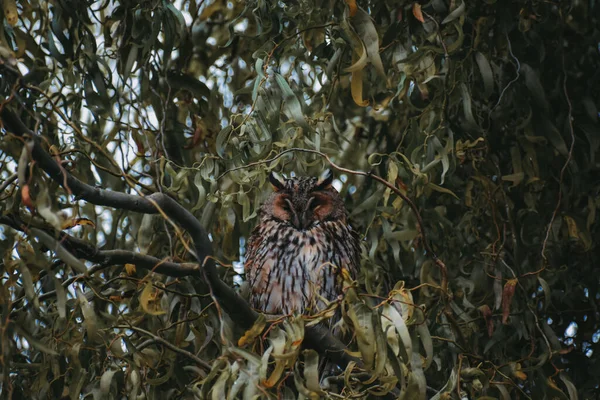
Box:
left=244, top=173, right=360, bottom=315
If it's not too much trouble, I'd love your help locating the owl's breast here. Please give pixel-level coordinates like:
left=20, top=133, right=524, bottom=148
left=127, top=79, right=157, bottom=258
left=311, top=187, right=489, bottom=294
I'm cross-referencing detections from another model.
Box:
left=244, top=219, right=359, bottom=315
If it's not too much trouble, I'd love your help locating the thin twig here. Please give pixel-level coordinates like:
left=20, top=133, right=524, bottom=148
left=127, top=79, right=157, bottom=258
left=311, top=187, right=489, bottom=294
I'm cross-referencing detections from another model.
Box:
left=540, top=42, right=576, bottom=263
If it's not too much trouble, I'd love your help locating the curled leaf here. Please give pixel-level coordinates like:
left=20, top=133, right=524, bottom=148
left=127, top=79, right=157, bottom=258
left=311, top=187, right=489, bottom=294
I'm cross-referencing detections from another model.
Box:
left=501, top=279, right=518, bottom=324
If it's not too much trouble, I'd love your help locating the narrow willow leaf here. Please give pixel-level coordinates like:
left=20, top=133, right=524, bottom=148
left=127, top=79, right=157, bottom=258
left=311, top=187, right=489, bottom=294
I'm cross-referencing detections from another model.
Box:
left=302, top=350, right=323, bottom=394
left=263, top=327, right=287, bottom=387
left=274, top=73, right=310, bottom=130
left=429, top=367, right=458, bottom=400
left=416, top=322, right=433, bottom=370
left=521, top=63, right=549, bottom=113
left=129, top=368, right=141, bottom=399
left=351, top=69, right=369, bottom=107
left=99, top=369, right=117, bottom=396
left=216, top=126, right=232, bottom=158
left=211, top=367, right=230, bottom=400
left=340, top=19, right=368, bottom=73
left=382, top=304, right=411, bottom=363
left=77, top=288, right=98, bottom=339
left=475, top=52, right=494, bottom=97
left=460, top=83, right=480, bottom=132
left=123, top=45, right=138, bottom=82
left=69, top=366, right=87, bottom=400
left=559, top=371, right=578, bottom=400
left=237, top=314, right=267, bottom=347
left=53, top=276, right=67, bottom=320
left=427, top=182, right=459, bottom=199
left=352, top=7, right=386, bottom=79
left=501, top=278, right=518, bottom=324
left=348, top=301, right=375, bottom=369
left=441, top=0, right=465, bottom=24
left=19, top=262, right=38, bottom=309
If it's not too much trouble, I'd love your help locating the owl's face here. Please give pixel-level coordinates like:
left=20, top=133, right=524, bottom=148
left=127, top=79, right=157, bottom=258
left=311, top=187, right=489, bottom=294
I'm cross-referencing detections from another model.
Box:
left=261, top=171, right=347, bottom=230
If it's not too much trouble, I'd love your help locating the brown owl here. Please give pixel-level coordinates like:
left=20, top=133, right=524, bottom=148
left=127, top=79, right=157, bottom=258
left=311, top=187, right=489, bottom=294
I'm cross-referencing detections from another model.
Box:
left=244, top=170, right=361, bottom=316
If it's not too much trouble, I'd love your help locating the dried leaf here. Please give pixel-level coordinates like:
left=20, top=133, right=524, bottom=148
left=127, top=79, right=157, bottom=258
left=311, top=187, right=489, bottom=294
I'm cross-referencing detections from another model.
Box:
left=412, top=4, right=425, bottom=23
left=237, top=314, right=266, bottom=347
left=125, top=263, right=136, bottom=275
left=351, top=69, right=369, bottom=107
left=501, top=279, right=518, bottom=324
left=140, top=281, right=166, bottom=315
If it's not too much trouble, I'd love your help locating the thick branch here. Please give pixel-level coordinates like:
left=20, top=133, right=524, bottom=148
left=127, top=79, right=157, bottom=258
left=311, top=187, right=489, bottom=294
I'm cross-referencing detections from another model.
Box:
left=1, top=106, right=363, bottom=371
left=0, top=214, right=198, bottom=277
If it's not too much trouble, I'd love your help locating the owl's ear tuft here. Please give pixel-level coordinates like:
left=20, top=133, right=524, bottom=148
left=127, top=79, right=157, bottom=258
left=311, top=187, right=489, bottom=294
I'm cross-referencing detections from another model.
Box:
left=316, top=169, right=333, bottom=190
left=269, top=171, right=286, bottom=191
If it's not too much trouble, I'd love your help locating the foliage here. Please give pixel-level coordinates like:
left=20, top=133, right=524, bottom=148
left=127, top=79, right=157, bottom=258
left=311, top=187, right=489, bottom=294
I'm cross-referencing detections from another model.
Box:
left=0, top=0, right=599, bottom=399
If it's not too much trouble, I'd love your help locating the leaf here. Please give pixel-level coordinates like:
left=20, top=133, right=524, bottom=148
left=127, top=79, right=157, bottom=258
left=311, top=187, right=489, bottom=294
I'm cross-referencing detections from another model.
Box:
left=351, top=7, right=386, bottom=79
left=522, top=63, right=549, bottom=113
left=302, top=350, right=324, bottom=394
left=382, top=304, right=411, bottom=363
left=416, top=321, right=433, bottom=370
left=100, top=369, right=117, bottom=396
left=125, top=263, right=136, bottom=275
left=274, top=73, right=310, bottom=131
left=441, top=0, right=466, bottom=24
left=559, top=371, right=579, bottom=400
left=427, top=182, right=459, bottom=199
left=53, top=276, right=67, bottom=320
left=501, top=279, right=518, bottom=324
left=351, top=68, right=369, bottom=107
left=538, top=277, right=551, bottom=311
left=140, top=281, right=166, bottom=315
left=21, top=184, right=34, bottom=209
left=262, top=327, right=287, bottom=387
left=475, top=52, right=494, bottom=97
left=340, top=19, right=368, bottom=73
left=479, top=305, right=494, bottom=337
left=62, top=217, right=96, bottom=230
left=412, top=4, right=425, bottom=23
left=123, top=45, right=138, bottom=82
left=345, top=0, right=358, bottom=17
left=215, top=126, right=232, bottom=158
left=77, top=289, right=98, bottom=339
left=20, top=263, right=39, bottom=309
left=348, top=301, right=376, bottom=369
left=237, top=314, right=267, bottom=347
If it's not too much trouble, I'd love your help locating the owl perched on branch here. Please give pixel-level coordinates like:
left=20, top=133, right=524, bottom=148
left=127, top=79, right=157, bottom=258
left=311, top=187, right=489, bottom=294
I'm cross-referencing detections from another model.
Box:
left=244, top=170, right=361, bottom=316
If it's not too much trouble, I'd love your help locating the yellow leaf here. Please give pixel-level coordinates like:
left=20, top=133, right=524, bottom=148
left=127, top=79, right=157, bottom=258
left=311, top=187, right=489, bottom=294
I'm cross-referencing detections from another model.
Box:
left=62, top=217, right=96, bottom=230
left=514, top=370, right=527, bottom=380
left=237, top=314, right=267, bottom=347
left=351, top=69, right=369, bottom=107
left=140, top=282, right=166, bottom=315
left=125, top=263, right=136, bottom=276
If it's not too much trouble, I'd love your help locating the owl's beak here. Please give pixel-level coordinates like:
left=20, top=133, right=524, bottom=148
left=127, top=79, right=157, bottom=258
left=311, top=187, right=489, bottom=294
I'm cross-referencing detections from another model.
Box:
left=296, top=198, right=315, bottom=230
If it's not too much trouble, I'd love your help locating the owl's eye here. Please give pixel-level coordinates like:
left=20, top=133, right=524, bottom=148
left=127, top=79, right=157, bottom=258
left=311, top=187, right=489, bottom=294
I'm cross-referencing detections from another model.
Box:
left=307, top=197, right=322, bottom=211
left=282, top=197, right=294, bottom=212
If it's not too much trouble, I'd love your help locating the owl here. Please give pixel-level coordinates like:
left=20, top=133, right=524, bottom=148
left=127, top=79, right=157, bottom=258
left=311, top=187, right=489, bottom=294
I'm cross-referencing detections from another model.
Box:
left=244, top=170, right=361, bottom=316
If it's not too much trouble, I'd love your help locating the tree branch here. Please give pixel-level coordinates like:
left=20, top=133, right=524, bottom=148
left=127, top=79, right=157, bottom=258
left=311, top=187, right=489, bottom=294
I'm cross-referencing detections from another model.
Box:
left=1, top=106, right=363, bottom=372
